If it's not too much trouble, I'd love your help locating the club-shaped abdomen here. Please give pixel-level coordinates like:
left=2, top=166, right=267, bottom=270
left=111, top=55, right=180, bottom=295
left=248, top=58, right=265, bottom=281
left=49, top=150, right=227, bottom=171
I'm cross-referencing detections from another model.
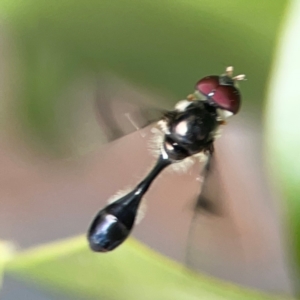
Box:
left=88, top=154, right=171, bottom=252
left=88, top=189, right=143, bottom=252
left=88, top=212, right=129, bottom=252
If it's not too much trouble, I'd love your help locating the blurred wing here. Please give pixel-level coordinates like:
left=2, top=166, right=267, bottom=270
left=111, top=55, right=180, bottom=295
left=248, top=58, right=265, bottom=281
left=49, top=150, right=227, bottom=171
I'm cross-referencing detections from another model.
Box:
left=95, top=78, right=166, bottom=142
left=194, top=152, right=223, bottom=215
left=186, top=151, right=246, bottom=282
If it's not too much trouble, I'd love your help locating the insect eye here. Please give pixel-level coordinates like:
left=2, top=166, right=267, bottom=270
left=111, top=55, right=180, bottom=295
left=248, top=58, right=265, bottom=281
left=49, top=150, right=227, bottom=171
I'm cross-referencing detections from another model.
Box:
left=212, top=85, right=241, bottom=114
left=196, top=76, right=219, bottom=96
left=195, top=76, right=241, bottom=114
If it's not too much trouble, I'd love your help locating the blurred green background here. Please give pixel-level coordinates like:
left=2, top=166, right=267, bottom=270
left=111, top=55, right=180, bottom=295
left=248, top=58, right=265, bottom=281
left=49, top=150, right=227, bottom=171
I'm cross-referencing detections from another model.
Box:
left=0, top=0, right=300, bottom=299
left=0, top=0, right=287, bottom=154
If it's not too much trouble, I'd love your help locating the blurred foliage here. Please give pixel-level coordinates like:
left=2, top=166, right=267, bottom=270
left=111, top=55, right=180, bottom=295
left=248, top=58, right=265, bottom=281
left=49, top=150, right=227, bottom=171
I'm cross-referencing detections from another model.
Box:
left=0, top=0, right=288, bottom=154
left=0, top=241, right=15, bottom=289
left=265, top=0, right=300, bottom=291
left=6, top=237, right=294, bottom=300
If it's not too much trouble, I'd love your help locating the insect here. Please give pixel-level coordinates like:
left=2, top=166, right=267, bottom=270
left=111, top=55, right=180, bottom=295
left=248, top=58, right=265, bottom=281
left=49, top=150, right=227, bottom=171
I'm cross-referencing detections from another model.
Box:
left=87, top=66, right=245, bottom=252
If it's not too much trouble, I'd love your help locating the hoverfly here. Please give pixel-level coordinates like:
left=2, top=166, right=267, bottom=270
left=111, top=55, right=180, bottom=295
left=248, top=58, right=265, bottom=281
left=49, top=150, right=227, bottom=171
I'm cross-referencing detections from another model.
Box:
left=87, top=66, right=245, bottom=252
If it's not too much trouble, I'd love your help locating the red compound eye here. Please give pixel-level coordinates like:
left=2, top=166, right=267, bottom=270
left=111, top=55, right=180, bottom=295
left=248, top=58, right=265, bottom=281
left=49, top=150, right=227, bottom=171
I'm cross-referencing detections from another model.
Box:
left=213, top=85, right=241, bottom=114
left=196, top=75, right=241, bottom=114
left=196, top=76, right=219, bottom=96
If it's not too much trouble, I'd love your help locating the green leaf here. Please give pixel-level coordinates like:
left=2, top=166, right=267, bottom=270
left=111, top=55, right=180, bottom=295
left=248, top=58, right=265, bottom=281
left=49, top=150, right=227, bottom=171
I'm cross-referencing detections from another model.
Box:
left=0, top=240, right=15, bottom=289
left=265, top=0, right=300, bottom=289
left=6, top=236, right=293, bottom=300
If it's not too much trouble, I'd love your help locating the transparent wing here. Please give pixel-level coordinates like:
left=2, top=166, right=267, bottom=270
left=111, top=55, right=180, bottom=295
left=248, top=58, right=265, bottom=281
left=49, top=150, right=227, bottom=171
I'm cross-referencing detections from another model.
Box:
left=194, top=152, right=223, bottom=215
left=186, top=151, right=246, bottom=283
left=94, top=78, right=167, bottom=143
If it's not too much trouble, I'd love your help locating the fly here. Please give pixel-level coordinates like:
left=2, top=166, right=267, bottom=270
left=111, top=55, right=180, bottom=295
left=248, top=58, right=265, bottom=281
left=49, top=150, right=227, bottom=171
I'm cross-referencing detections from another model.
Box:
left=87, top=66, right=245, bottom=252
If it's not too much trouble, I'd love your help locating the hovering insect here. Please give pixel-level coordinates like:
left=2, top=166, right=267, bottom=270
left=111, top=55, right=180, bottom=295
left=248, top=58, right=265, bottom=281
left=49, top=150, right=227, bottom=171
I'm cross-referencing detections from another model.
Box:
left=87, top=66, right=245, bottom=252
